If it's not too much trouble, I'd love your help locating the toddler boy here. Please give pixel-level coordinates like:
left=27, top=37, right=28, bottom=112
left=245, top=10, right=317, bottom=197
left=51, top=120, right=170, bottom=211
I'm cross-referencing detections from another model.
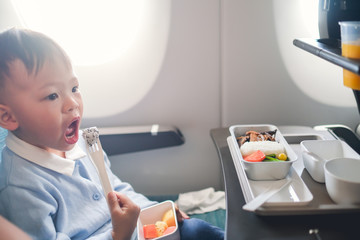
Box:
left=0, top=28, right=224, bottom=240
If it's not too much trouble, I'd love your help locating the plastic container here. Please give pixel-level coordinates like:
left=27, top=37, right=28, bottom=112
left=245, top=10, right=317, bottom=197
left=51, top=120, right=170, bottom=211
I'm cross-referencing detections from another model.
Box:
left=229, top=124, right=297, bottom=180
left=137, top=201, right=180, bottom=240
left=301, top=140, right=360, bottom=183
left=339, top=21, right=360, bottom=90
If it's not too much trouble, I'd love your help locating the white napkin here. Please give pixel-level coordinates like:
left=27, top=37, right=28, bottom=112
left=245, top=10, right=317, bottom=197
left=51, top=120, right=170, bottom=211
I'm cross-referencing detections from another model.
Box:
left=176, top=187, right=226, bottom=214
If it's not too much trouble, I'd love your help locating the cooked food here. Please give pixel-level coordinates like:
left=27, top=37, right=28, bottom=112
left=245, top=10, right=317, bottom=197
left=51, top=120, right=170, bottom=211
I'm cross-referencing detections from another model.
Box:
left=240, top=141, right=285, bottom=157
left=236, top=130, right=277, bottom=146
left=82, top=127, right=99, bottom=147
left=243, top=150, right=266, bottom=162
left=237, top=129, right=288, bottom=162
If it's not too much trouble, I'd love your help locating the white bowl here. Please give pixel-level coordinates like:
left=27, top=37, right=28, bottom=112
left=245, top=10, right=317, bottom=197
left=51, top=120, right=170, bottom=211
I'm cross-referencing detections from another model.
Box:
left=137, top=201, right=179, bottom=240
left=324, top=158, right=360, bottom=205
left=301, top=140, right=360, bottom=183
left=229, top=124, right=297, bottom=180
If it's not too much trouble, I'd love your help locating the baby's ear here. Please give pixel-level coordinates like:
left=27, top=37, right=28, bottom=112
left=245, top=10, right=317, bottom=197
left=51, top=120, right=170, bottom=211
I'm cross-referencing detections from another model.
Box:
left=0, top=104, right=18, bottom=131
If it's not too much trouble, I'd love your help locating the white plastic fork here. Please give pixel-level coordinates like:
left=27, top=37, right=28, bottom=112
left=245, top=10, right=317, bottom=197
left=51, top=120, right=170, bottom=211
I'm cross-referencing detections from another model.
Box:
left=86, top=137, right=113, bottom=201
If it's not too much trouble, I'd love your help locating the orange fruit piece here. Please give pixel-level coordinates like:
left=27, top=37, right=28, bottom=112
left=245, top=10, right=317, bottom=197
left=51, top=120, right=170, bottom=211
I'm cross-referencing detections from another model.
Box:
left=155, top=221, right=168, bottom=236
left=162, top=209, right=176, bottom=227
left=163, top=226, right=176, bottom=236
left=143, top=224, right=157, bottom=239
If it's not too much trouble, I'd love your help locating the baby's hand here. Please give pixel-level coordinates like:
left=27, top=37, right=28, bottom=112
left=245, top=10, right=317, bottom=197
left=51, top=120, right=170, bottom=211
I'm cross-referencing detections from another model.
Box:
left=107, top=191, right=140, bottom=240
left=174, top=204, right=190, bottom=223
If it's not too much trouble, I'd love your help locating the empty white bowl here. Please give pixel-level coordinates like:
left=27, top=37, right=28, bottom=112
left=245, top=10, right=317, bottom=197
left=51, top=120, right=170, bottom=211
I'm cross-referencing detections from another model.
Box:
left=324, top=158, right=360, bottom=205
left=301, top=140, right=360, bottom=183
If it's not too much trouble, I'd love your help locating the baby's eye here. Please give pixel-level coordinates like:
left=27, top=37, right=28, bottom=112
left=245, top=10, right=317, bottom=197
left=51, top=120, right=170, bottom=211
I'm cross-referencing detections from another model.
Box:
left=47, top=93, right=58, bottom=101
left=72, top=86, right=79, bottom=93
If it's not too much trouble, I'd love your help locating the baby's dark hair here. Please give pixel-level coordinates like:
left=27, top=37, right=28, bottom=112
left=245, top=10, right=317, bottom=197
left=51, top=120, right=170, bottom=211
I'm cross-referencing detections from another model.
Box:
left=0, top=28, right=71, bottom=88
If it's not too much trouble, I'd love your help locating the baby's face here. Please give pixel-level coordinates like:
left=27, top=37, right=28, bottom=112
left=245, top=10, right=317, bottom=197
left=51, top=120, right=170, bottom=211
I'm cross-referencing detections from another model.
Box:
left=3, top=58, right=83, bottom=154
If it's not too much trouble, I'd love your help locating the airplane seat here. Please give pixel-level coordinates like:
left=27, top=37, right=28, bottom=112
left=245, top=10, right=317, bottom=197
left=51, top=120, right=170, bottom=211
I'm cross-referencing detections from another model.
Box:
left=147, top=195, right=225, bottom=231
left=97, top=127, right=225, bottom=230
left=0, top=127, right=7, bottom=163
left=0, top=126, right=225, bottom=230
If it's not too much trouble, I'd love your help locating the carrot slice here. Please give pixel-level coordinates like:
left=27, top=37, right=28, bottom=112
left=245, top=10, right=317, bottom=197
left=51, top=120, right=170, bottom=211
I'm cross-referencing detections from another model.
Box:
left=243, top=150, right=266, bottom=162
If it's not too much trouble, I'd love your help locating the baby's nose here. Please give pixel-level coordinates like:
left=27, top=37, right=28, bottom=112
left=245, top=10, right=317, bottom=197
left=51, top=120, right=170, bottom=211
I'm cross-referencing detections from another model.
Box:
left=64, top=96, right=80, bottom=112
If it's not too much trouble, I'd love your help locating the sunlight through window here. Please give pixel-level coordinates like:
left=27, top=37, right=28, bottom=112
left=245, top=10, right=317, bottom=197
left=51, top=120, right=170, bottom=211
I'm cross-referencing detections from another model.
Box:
left=11, top=0, right=146, bottom=66
left=6, top=0, right=171, bottom=118
left=274, top=0, right=355, bottom=107
left=299, top=0, right=319, bottom=38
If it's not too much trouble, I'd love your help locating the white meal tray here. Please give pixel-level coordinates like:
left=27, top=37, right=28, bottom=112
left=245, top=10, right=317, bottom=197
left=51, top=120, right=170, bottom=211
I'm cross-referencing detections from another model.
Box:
left=227, top=125, right=360, bottom=215
left=227, top=137, right=313, bottom=208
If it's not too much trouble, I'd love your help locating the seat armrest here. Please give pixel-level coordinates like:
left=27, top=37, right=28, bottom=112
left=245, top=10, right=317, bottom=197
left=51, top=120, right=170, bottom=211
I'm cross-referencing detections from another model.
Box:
left=97, top=125, right=184, bottom=156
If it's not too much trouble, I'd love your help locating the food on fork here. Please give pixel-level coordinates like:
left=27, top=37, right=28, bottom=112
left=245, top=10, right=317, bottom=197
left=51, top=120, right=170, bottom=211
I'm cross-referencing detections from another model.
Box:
left=82, top=127, right=100, bottom=147
left=82, top=127, right=113, bottom=200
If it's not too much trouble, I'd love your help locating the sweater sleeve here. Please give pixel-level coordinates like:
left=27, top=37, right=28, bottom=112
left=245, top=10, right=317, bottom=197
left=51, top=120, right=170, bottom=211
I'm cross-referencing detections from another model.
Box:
left=0, top=185, right=69, bottom=240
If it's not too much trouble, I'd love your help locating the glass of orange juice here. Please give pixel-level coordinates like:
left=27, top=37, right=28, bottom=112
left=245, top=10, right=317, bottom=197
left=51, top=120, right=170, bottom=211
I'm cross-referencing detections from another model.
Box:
left=339, top=21, right=360, bottom=90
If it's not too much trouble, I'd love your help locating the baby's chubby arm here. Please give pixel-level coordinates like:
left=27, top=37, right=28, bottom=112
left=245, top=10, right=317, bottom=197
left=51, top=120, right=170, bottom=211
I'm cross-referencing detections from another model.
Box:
left=0, top=216, right=32, bottom=240
left=107, top=191, right=140, bottom=240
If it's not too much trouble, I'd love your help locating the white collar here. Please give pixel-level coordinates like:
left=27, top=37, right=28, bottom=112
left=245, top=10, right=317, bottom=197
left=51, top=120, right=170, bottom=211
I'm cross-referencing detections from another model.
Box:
left=5, top=132, right=87, bottom=176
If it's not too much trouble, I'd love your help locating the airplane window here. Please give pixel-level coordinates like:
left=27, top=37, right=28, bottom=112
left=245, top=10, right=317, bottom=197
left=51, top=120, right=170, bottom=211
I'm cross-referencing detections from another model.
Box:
left=11, top=0, right=146, bottom=66
left=8, top=0, right=171, bottom=118
left=273, top=0, right=356, bottom=107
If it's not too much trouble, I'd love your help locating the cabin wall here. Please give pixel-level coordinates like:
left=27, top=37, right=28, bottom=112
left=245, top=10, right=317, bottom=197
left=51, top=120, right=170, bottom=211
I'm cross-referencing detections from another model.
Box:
left=222, top=0, right=359, bottom=128
left=1, top=0, right=359, bottom=196
left=107, top=0, right=359, bottom=195
left=83, top=0, right=223, bottom=195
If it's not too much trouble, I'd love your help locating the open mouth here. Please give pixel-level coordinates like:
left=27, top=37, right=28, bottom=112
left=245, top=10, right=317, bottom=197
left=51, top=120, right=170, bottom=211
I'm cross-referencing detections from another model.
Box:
left=65, top=118, right=80, bottom=144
